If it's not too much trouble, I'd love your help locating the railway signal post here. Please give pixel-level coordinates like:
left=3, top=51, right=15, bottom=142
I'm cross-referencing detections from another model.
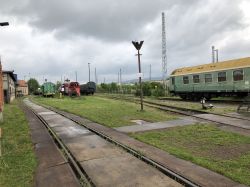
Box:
left=132, top=41, right=144, bottom=111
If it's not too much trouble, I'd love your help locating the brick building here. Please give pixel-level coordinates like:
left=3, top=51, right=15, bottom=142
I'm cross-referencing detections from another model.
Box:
left=17, top=80, right=29, bottom=96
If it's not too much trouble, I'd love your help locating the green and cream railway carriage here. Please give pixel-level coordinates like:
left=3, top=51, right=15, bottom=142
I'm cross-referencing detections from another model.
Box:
left=169, top=57, right=250, bottom=100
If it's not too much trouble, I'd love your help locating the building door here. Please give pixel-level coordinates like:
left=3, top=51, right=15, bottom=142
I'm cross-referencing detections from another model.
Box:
left=4, top=90, right=8, bottom=103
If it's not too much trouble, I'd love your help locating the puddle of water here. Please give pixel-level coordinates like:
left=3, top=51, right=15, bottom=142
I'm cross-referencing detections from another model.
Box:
left=131, top=120, right=149, bottom=125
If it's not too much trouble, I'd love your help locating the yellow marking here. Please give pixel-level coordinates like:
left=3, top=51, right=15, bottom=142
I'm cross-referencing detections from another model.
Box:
left=171, top=57, right=250, bottom=76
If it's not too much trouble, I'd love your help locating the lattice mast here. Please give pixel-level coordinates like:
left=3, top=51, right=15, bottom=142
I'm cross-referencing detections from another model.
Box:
left=162, top=12, right=167, bottom=90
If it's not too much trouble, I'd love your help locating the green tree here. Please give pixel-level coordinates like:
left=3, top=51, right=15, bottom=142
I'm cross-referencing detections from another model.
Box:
left=27, top=78, right=39, bottom=94
left=110, top=82, right=118, bottom=93
left=100, top=83, right=108, bottom=92
left=150, top=82, right=165, bottom=97
left=142, top=82, right=152, bottom=96
left=55, top=81, right=62, bottom=91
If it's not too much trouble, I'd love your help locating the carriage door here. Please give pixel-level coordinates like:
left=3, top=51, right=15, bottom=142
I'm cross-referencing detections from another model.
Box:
left=171, top=77, right=175, bottom=91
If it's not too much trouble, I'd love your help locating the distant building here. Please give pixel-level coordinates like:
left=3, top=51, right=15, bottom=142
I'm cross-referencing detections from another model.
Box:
left=17, top=80, right=29, bottom=96
left=3, top=71, right=17, bottom=103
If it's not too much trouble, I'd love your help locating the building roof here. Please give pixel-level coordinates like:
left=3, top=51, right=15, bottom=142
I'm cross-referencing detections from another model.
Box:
left=3, top=70, right=17, bottom=82
left=18, top=80, right=28, bottom=87
left=170, top=57, right=250, bottom=76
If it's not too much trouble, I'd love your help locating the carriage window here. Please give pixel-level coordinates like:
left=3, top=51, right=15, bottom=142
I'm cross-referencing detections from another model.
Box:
left=233, top=69, right=243, bottom=81
left=218, top=72, right=226, bottom=82
left=205, top=74, right=212, bottom=83
left=172, top=77, right=175, bottom=84
left=193, top=75, right=200, bottom=83
left=183, top=76, right=189, bottom=84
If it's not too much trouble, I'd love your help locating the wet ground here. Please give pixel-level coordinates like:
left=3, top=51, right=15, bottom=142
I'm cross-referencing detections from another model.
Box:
left=193, top=113, right=250, bottom=129
left=115, top=117, right=199, bottom=133
left=27, top=99, right=248, bottom=187
left=24, top=99, right=182, bottom=187
left=21, top=104, right=81, bottom=187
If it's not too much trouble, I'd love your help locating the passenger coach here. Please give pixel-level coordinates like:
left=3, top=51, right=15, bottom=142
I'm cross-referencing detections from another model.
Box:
left=169, top=57, right=250, bottom=100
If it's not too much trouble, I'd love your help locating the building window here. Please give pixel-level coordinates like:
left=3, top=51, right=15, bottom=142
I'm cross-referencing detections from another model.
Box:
left=233, top=69, right=243, bottom=81
left=183, top=76, right=189, bottom=84
left=205, top=74, right=212, bottom=83
left=218, top=72, right=226, bottom=82
left=193, top=75, right=200, bottom=83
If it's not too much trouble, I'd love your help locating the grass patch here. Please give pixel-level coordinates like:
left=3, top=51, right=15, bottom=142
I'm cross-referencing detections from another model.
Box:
left=97, top=93, right=237, bottom=115
left=144, top=97, right=237, bottom=114
left=0, top=100, right=37, bottom=187
left=130, top=124, right=250, bottom=185
left=33, top=96, right=178, bottom=128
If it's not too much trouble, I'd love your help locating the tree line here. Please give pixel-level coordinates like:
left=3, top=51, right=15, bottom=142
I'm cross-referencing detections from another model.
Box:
left=27, top=78, right=167, bottom=97
left=98, top=81, right=166, bottom=97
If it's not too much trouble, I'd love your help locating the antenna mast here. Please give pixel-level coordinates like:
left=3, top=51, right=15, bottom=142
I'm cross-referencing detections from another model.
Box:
left=162, top=12, right=167, bottom=91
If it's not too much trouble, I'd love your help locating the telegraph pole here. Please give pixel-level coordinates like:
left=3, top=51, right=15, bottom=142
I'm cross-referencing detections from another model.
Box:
left=149, top=64, right=151, bottom=81
left=120, top=68, right=123, bottom=93
left=162, top=12, right=167, bottom=93
left=117, top=71, right=120, bottom=84
left=212, top=46, right=219, bottom=63
left=212, top=46, right=215, bottom=63
left=95, top=67, right=98, bottom=84
left=88, top=63, right=90, bottom=82
left=120, top=68, right=122, bottom=85
left=215, top=49, right=219, bottom=62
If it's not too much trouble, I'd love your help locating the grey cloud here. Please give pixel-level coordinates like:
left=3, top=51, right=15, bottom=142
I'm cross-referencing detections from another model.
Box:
left=1, top=0, right=250, bottom=83
left=5, top=0, right=193, bottom=41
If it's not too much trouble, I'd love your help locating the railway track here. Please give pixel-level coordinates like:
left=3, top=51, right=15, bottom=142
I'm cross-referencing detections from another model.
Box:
left=158, top=97, right=243, bottom=104
left=25, top=101, right=93, bottom=187
left=99, top=94, right=250, bottom=131
left=25, top=99, right=199, bottom=187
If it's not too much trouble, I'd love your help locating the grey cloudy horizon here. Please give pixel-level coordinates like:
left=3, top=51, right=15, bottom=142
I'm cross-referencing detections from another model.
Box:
left=0, top=0, right=250, bottom=84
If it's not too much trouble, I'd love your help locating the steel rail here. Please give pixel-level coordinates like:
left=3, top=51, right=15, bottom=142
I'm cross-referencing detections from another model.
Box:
left=102, top=94, right=250, bottom=122
left=100, top=95, right=250, bottom=131
left=26, top=104, right=93, bottom=187
left=31, top=100, right=200, bottom=187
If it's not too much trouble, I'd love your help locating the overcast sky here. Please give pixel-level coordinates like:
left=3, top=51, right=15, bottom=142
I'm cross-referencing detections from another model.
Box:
left=0, top=0, right=250, bottom=84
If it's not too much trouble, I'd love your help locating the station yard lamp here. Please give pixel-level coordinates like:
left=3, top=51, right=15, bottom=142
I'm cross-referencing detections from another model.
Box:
left=132, top=40, right=144, bottom=111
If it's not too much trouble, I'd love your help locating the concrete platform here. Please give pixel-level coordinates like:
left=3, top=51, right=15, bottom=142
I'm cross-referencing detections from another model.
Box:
left=35, top=163, right=80, bottom=187
left=193, top=113, right=250, bottom=129
left=35, top=142, right=66, bottom=169
left=115, top=117, right=198, bottom=133
left=21, top=102, right=81, bottom=187
left=53, top=108, right=247, bottom=187
left=80, top=154, right=181, bottom=187
left=24, top=99, right=182, bottom=187
left=52, top=125, right=92, bottom=140
left=64, top=135, right=124, bottom=162
left=227, top=112, right=250, bottom=120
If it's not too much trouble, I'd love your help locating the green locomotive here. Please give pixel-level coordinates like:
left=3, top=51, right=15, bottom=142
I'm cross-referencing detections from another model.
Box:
left=169, top=57, right=250, bottom=100
left=41, top=82, right=56, bottom=97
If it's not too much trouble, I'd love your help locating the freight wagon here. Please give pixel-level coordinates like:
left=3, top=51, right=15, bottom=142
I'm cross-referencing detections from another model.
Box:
left=80, top=81, right=96, bottom=95
left=169, top=57, right=250, bottom=100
